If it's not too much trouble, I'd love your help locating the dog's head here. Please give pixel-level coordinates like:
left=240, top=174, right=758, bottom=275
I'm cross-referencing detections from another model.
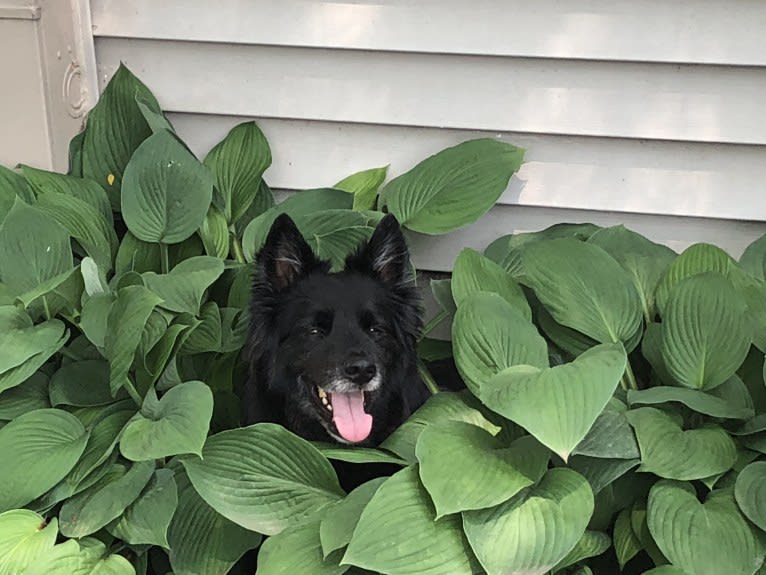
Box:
left=248, top=213, right=423, bottom=444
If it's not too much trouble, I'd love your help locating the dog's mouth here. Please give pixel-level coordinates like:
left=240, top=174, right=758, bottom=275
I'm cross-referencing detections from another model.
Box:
left=312, top=385, right=373, bottom=444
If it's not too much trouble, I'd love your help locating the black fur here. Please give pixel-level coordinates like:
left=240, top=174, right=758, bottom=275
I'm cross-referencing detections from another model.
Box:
left=243, top=213, right=430, bottom=487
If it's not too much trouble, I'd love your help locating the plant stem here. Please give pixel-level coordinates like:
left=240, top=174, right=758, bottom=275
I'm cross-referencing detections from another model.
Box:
left=231, top=233, right=246, bottom=264
left=419, top=309, right=449, bottom=341
left=621, top=359, right=638, bottom=391
left=160, top=242, right=170, bottom=274
left=42, top=296, right=52, bottom=321
left=123, top=379, right=143, bottom=407
left=417, top=359, right=440, bottom=395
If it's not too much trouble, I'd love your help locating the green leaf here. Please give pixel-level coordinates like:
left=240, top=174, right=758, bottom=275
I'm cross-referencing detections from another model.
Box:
left=613, top=507, right=642, bottom=569
left=168, top=469, right=261, bottom=575
left=452, top=291, right=548, bottom=395
left=314, top=444, right=407, bottom=466
left=59, top=460, right=155, bottom=537
left=104, top=285, right=163, bottom=395
left=204, top=121, right=272, bottom=224
left=648, top=480, right=766, bottom=575
left=0, top=198, right=73, bottom=296
left=0, top=307, right=65, bottom=384
left=655, top=243, right=737, bottom=314
left=114, top=231, right=161, bottom=274
left=0, top=372, right=49, bottom=420
left=241, top=188, right=352, bottom=260
left=183, top=423, right=343, bottom=535
left=735, top=461, right=766, bottom=532
left=343, top=466, right=480, bottom=574
left=0, top=510, right=57, bottom=575
left=120, top=381, right=213, bottom=461
left=567, top=456, right=639, bottom=495
left=521, top=238, right=643, bottom=344
left=588, top=225, right=676, bottom=320
left=462, top=468, right=594, bottom=575
left=82, top=63, right=158, bottom=209
left=741, top=234, right=766, bottom=280
left=627, top=382, right=754, bottom=420
left=122, top=129, right=214, bottom=244
left=626, top=407, right=738, bottom=480
left=0, top=409, right=88, bottom=511
left=298, top=210, right=372, bottom=270
left=319, top=478, right=386, bottom=558
left=199, top=205, right=229, bottom=259
left=24, top=538, right=136, bottom=575
left=109, top=468, right=178, bottom=547
left=661, top=273, right=750, bottom=390
left=572, top=407, right=640, bottom=460
left=34, top=189, right=116, bottom=272
left=416, top=423, right=548, bottom=517
left=380, top=391, right=501, bottom=463
left=135, top=93, right=175, bottom=134
left=0, top=165, right=34, bottom=220
left=49, top=359, right=127, bottom=407
left=381, top=138, right=524, bottom=234
left=143, top=256, right=224, bottom=314
left=552, top=530, right=610, bottom=573
left=258, top=518, right=347, bottom=575
left=335, top=165, right=388, bottom=211
left=482, top=343, right=627, bottom=462
left=180, top=301, right=223, bottom=354
left=451, top=248, right=531, bottom=319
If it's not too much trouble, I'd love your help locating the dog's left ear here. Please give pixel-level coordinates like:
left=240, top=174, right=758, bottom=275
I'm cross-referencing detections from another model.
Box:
left=257, top=214, right=323, bottom=291
left=346, top=214, right=412, bottom=285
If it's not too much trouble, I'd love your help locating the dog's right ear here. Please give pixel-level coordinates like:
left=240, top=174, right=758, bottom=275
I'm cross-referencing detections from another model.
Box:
left=256, top=214, right=320, bottom=291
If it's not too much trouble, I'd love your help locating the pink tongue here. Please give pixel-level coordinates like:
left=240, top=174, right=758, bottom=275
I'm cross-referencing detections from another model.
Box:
left=330, top=391, right=373, bottom=443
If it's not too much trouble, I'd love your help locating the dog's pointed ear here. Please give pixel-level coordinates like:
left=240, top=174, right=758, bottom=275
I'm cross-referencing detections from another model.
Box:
left=346, top=214, right=412, bottom=285
left=257, top=214, right=320, bottom=291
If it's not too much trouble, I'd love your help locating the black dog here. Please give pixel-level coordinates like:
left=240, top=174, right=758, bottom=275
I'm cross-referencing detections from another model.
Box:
left=244, top=213, right=430, bottom=465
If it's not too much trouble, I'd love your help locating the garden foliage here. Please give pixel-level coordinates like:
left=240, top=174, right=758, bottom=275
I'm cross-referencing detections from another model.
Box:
left=0, top=64, right=764, bottom=575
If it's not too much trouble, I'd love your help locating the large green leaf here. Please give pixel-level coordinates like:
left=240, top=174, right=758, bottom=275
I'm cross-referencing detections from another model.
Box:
left=567, top=456, right=639, bottom=496
left=452, top=291, right=548, bottom=395
left=203, top=121, right=272, bottom=224
left=572, top=405, right=640, bottom=460
left=241, top=188, right=352, bottom=260
left=343, top=466, right=480, bottom=574
left=180, top=301, right=223, bottom=354
left=661, top=273, right=750, bottom=390
left=588, top=225, right=676, bottom=320
left=59, top=460, right=155, bottom=537
left=104, top=285, right=163, bottom=395
left=24, top=538, right=136, bottom=575
left=462, top=468, right=594, bottom=575
left=258, top=518, right=347, bottom=575
left=199, top=205, right=229, bottom=259
left=143, top=256, right=224, bottom=314
left=319, top=478, right=387, bottom=558
left=298, top=210, right=372, bottom=269
left=109, top=468, right=178, bottom=547
left=648, top=480, right=766, bottom=575
left=626, top=407, right=737, bottom=480
left=184, top=423, right=343, bottom=535
left=735, top=461, right=766, bottom=532
left=613, top=507, right=642, bottom=570
left=451, top=248, right=531, bottom=319
left=521, top=238, right=643, bottom=344
left=122, top=130, right=214, bottom=244
left=114, top=232, right=161, bottom=274
left=49, top=359, right=126, bottom=407
left=0, top=510, right=57, bottom=575
left=120, top=381, right=213, bottom=460
left=0, top=372, right=49, bottom=420
left=740, top=234, right=766, bottom=281
left=416, top=424, right=548, bottom=517
left=482, top=343, right=627, bottom=461
left=654, top=243, right=737, bottom=314
left=335, top=165, right=388, bottom=211
left=381, top=138, right=524, bottom=234
left=82, top=63, right=158, bottom=209
left=0, top=198, right=73, bottom=297
left=380, top=391, right=501, bottom=463
left=551, top=530, right=610, bottom=573
left=0, top=409, right=87, bottom=511
left=168, top=469, right=262, bottom=575
left=627, top=382, right=754, bottom=420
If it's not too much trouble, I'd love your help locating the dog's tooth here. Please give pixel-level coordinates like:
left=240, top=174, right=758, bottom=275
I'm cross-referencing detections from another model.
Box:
left=317, top=387, right=327, bottom=399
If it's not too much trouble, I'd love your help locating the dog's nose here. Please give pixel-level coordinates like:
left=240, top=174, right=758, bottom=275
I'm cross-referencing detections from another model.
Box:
left=342, top=358, right=377, bottom=384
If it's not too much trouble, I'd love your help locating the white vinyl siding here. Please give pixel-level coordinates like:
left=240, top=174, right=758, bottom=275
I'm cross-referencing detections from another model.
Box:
left=89, top=0, right=766, bottom=269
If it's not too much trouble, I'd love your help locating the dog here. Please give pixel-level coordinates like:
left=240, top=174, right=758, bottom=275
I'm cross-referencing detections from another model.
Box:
left=243, top=212, right=431, bottom=479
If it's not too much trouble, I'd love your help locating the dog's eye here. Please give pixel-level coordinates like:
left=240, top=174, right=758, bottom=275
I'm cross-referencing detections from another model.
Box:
left=367, top=325, right=383, bottom=334
left=308, top=327, right=322, bottom=336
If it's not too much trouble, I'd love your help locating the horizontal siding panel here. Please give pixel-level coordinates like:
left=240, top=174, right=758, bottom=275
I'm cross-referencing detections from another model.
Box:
left=96, top=38, right=766, bottom=145
left=90, top=0, right=766, bottom=66
left=169, top=113, right=766, bottom=222
left=403, top=204, right=766, bottom=272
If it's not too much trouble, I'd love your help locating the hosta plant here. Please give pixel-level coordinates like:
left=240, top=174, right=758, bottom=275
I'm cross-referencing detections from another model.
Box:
left=0, top=64, right=764, bottom=575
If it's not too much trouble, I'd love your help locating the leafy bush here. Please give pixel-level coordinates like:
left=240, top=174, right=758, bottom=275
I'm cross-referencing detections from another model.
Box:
left=0, top=64, right=764, bottom=575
